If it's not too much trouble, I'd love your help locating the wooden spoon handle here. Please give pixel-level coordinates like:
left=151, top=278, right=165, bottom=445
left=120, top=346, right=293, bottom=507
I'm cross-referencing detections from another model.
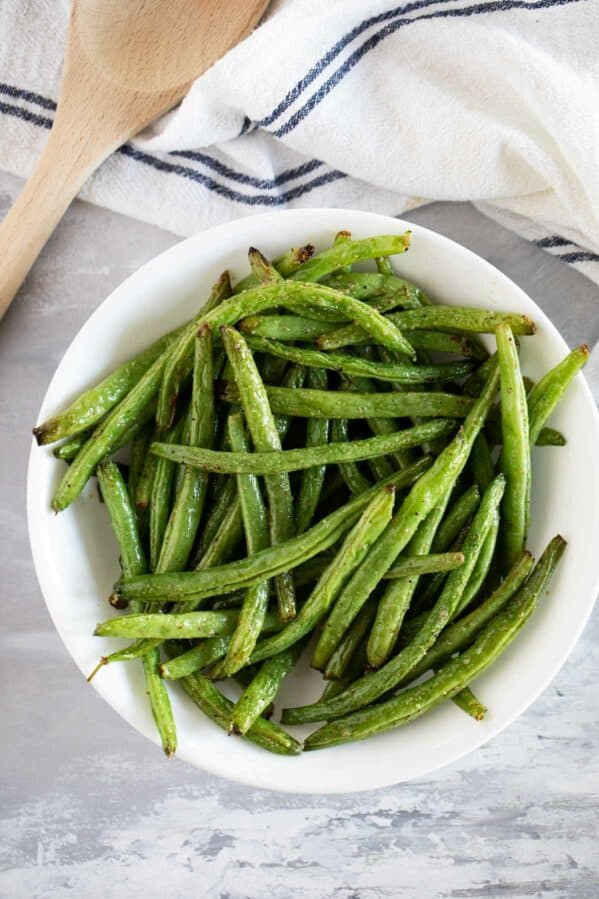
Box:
left=0, top=123, right=109, bottom=319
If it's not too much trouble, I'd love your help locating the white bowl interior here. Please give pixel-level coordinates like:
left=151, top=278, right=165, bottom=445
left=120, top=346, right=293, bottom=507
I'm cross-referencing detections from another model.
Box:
left=28, top=208, right=599, bottom=793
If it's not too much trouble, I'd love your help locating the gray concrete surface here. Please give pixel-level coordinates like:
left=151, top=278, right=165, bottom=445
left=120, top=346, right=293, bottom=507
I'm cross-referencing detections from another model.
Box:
left=1, top=168, right=598, bottom=898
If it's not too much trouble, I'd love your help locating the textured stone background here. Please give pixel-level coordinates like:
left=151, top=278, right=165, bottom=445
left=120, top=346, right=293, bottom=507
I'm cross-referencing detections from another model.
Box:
left=1, top=169, right=598, bottom=899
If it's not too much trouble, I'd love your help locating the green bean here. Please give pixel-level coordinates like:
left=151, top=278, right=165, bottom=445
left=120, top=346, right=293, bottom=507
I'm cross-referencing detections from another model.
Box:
left=128, top=421, right=152, bottom=506
left=231, top=665, right=273, bottom=711
left=240, top=314, right=336, bottom=343
left=407, top=330, right=489, bottom=360
left=53, top=432, right=91, bottom=461
left=134, top=429, right=161, bottom=512
left=325, top=290, right=423, bottom=332
left=248, top=246, right=283, bottom=284
left=95, top=608, right=282, bottom=639
left=194, top=497, right=243, bottom=573
left=222, top=413, right=271, bottom=675
left=95, top=458, right=177, bottom=755
left=330, top=418, right=372, bottom=495
left=385, top=307, right=536, bottom=336
left=366, top=458, right=395, bottom=493
left=279, top=282, right=417, bottom=353
left=239, top=278, right=420, bottom=344
left=52, top=355, right=173, bottom=512
left=233, top=244, right=314, bottom=293
left=470, top=432, right=495, bottom=492
left=308, top=369, right=499, bottom=672
left=451, top=686, right=487, bottom=720
left=463, top=353, right=497, bottom=397
left=332, top=229, right=353, bottom=273
left=296, top=369, right=330, bottom=533
left=456, top=512, right=500, bottom=615
left=384, top=552, right=465, bottom=578
left=527, top=345, right=588, bottom=445
left=406, top=533, right=466, bottom=617
left=150, top=419, right=456, bottom=475
left=485, top=417, right=565, bottom=448
left=285, top=470, right=505, bottom=722
left=149, top=417, right=185, bottom=571
left=248, top=486, right=396, bottom=665
left=191, top=477, right=237, bottom=566
left=142, top=648, right=177, bottom=757
left=258, top=353, right=288, bottom=386
left=343, top=370, right=414, bottom=471
left=115, top=458, right=432, bottom=603
left=273, top=363, right=307, bottom=441
left=173, top=406, right=193, bottom=502
left=162, top=280, right=418, bottom=405
left=321, top=642, right=368, bottom=700
left=432, top=485, right=480, bottom=552
left=292, top=554, right=335, bottom=588
left=52, top=387, right=162, bottom=512
left=159, top=602, right=286, bottom=680
left=531, top=426, right=566, bottom=446
left=375, top=256, right=394, bottom=276
left=33, top=326, right=184, bottom=446
left=135, top=551, right=463, bottom=605
left=160, top=636, right=231, bottom=679
left=319, top=322, right=491, bottom=356
left=365, top=498, right=455, bottom=669
left=221, top=326, right=296, bottom=621
left=244, top=335, right=475, bottom=384
left=397, top=551, right=534, bottom=685
left=496, top=324, right=530, bottom=569
left=229, top=643, right=303, bottom=735
left=176, top=668, right=302, bottom=755
left=324, top=598, right=378, bottom=681
left=96, top=460, right=146, bottom=582
left=220, top=383, right=474, bottom=419
left=302, top=536, right=565, bottom=748
left=323, top=271, right=418, bottom=301
left=287, top=233, right=411, bottom=284
left=156, top=325, right=214, bottom=573
left=156, top=271, right=231, bottom=429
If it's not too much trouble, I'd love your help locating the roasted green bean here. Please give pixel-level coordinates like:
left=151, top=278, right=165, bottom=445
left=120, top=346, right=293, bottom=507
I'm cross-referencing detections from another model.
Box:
left=156, top=325, right=214, bottom=572
left=34, top=326, right=184, bottom=445
left=150, top=419, right=456, bottom=475
left=284, top=471, right=505, bottom=721
left=229, top=643, right=302, bottom=735
left=156, top=271, right=231, bottom=429
left=295, top=368, right=330, bottom=533
left=115, top=458, right=432, bottom=604
left=244, top=335, right=475, bottom=383
left=308, top=366, right=499, bottom=673
left=220, top=383, right=474, bottom=419
left=496, top=324, right=530, bottom=568
left=248, top=486, right=396, bottom=664
left=222, top=412, right=271, bottom=675
left=302, top=536, right=565, bottom=747
left=221, top=326, right=296, bottom=621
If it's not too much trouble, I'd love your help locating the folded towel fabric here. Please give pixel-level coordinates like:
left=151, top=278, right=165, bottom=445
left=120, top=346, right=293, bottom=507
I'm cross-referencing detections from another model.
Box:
left=0, top=0, right=598, bottom=283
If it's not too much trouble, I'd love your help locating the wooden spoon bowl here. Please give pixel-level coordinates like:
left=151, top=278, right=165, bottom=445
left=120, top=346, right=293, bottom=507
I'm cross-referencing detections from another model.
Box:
left=0, top=0, right=269, bottom=319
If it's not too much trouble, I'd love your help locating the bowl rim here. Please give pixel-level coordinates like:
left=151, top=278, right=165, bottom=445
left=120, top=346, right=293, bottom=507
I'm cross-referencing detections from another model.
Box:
left=27, top=207, right=599, bottom=793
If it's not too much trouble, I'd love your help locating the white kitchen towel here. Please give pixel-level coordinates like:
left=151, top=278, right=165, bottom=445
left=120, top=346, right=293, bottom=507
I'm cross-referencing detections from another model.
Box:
left=1, top=0, right=599, bottom=282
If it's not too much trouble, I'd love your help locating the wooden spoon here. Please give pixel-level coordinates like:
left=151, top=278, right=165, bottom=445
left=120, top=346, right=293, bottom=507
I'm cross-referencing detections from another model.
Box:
left=0, top=0, right=269, bottom=319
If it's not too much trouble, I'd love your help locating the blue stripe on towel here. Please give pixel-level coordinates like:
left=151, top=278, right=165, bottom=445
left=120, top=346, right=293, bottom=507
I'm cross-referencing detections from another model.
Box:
left=271, top=0, right=584, bottom=137
left=0, top=82, right=326, bottom=194
left=0, top=98, right=347, bottom=205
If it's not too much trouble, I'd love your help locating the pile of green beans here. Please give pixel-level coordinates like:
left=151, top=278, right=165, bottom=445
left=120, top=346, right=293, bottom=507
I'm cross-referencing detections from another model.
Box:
left=35, top=230, right=587, bottom=757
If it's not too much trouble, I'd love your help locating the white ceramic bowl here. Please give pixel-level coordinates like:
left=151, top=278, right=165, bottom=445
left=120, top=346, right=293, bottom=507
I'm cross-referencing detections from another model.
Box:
left=28, top=209, right=599, bottom=793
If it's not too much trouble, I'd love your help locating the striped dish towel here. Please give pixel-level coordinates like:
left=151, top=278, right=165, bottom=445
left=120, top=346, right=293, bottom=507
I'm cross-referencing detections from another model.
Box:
left=1, top=0, right=598, bottom=283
